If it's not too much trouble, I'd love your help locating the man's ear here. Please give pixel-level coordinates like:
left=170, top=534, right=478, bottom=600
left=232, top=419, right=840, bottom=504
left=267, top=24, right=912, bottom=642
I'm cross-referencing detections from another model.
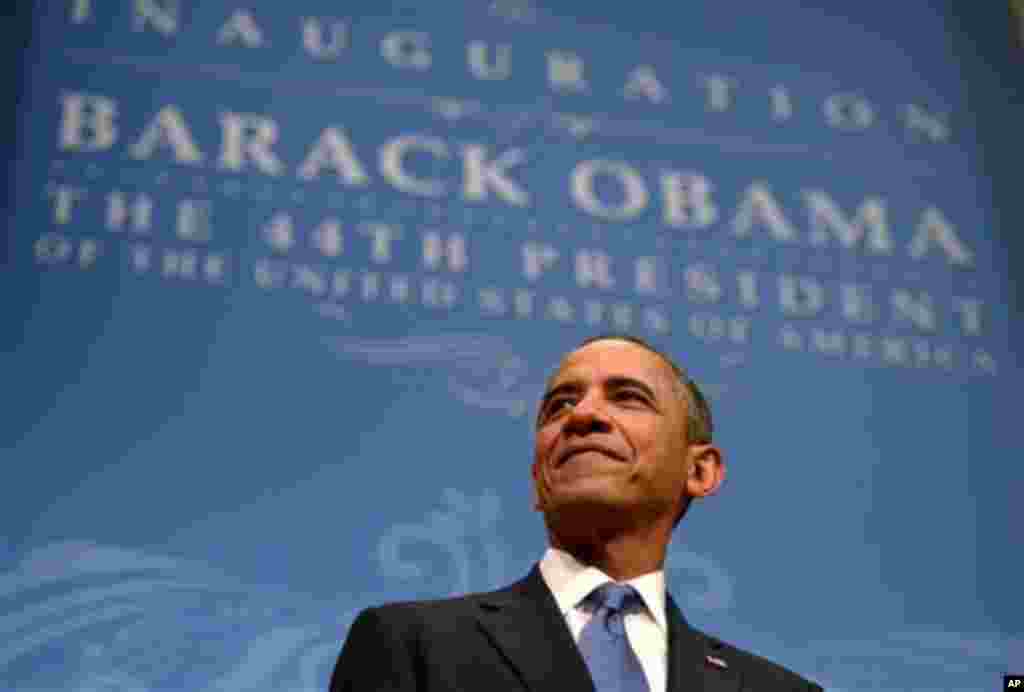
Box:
left=684, top=444, right=725, bottom=499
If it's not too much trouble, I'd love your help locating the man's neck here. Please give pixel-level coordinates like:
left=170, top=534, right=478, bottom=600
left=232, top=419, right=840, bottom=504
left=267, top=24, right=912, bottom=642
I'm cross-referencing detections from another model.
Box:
left=548, top=522, right=671, bottom=581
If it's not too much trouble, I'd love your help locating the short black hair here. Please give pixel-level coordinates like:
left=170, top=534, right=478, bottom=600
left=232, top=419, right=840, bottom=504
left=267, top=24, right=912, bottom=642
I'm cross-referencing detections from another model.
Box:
left=570, top=334, right=714, bottom=444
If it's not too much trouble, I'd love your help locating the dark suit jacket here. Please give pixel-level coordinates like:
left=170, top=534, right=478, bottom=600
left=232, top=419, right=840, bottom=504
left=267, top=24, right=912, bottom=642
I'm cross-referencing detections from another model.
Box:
left=330, top=566, right=821, bottom=692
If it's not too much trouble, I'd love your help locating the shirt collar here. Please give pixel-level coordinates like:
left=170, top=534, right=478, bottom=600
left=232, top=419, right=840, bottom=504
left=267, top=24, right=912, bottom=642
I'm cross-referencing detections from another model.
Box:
left=538, top=546, right=668, bottom=634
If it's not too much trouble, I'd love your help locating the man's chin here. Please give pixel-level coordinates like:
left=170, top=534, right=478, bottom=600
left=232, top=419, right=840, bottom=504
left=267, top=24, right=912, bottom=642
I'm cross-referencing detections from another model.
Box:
left=540, top=486, right=635, bottom=524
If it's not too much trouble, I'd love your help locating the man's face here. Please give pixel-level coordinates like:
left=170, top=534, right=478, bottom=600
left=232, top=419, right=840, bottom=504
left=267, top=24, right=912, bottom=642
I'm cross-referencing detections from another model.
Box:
left=532, top=339, right=695, bottom=527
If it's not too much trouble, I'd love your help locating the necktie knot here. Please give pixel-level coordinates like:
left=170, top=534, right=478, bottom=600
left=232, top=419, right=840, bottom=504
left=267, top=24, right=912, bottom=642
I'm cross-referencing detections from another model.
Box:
left=589, top=585, right=643, bottom=622
left=586, top=582, right=643, bottom=615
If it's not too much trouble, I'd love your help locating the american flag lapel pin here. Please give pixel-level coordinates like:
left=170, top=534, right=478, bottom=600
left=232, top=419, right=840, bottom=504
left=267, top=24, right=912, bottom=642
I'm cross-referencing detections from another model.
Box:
left=705, top=655, right=729, bottom=669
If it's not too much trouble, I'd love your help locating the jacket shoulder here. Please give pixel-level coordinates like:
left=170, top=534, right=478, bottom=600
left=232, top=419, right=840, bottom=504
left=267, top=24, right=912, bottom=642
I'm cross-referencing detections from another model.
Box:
left=356, top=588, right=496, bottom=619
left=346, top=587, right=501, bottom=637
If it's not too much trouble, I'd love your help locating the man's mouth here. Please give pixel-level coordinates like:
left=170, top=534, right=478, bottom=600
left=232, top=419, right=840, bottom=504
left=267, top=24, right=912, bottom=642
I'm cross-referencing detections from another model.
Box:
left=556, top=446, right=624, bottom=467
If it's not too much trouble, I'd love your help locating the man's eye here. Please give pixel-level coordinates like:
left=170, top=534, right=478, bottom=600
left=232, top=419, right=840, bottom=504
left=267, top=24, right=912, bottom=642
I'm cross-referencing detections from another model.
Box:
left=544, top=397, right=575, bottom=417
left=615, top=390, right=645, bottom=401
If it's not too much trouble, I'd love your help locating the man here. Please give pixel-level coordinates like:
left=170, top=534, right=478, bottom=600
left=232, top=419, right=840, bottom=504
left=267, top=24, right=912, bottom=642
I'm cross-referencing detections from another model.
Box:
left=330, top=335, right=821, bottom=692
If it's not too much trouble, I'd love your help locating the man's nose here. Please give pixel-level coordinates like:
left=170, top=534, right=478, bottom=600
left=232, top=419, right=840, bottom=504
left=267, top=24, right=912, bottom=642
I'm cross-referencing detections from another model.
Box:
left=563, top=393, right=611, bottom=434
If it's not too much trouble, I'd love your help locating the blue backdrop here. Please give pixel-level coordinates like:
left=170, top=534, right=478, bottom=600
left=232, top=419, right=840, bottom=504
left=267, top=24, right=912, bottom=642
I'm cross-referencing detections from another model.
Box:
left=3, top=2, right=1021, bottom=690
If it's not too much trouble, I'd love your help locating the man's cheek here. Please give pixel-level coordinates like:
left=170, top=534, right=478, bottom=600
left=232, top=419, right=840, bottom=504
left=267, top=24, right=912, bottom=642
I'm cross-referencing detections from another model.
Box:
left=535, top=432, right=556, bottom=465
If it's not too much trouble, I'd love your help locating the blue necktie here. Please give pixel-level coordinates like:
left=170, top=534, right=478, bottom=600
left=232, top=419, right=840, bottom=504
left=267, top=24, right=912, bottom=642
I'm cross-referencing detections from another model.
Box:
left=578, top=583, right=651, bottom=692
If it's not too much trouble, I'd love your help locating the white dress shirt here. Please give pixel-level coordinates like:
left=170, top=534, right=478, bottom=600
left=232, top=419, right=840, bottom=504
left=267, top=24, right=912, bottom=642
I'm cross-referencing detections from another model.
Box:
left=538, top=547, right=668, bottom=692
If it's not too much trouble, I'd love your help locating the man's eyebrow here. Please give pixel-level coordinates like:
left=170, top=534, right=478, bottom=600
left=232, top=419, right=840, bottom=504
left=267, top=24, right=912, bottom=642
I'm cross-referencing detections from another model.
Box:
left=604, top=376, right=659, bottom=404
left=538, top=376, right=660, bottom=412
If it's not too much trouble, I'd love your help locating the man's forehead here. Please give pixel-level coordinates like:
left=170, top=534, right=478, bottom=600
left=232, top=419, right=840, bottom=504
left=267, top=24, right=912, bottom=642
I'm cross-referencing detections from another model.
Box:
left=550, top=339, right=675, bottom=389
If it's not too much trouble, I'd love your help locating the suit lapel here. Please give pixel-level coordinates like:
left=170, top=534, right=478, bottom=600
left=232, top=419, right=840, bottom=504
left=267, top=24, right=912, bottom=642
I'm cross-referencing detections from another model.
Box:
left=475, top=567, right=595, bottom=692
left=666, top=595, right=741, bottom=692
